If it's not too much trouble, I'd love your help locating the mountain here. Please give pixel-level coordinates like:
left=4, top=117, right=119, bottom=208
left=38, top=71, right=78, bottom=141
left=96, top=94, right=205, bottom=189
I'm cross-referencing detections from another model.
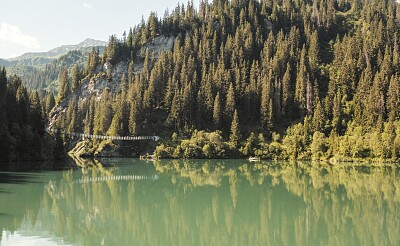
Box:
left=42, top=0, right=400, bottom=160
left=0, top=58, right=9, bottom=67
left=6, top=38, right=107, bottom=62
left=1, top=39, right=106, bottom=92
left=6, top=47, right=106, bottom=93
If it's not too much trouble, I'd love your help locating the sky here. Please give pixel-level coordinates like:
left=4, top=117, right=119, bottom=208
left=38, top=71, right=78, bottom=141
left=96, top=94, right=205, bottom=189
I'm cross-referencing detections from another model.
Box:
left=0, top=0, right=199, bottom=59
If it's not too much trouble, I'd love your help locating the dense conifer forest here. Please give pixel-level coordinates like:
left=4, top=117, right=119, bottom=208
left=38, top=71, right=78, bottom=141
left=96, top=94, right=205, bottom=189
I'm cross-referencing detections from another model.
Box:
left=0, top=67, right=64, bottom=163
left=3, top=0, right=400, bottom=162
left=53, top=0, right=400, bottom=161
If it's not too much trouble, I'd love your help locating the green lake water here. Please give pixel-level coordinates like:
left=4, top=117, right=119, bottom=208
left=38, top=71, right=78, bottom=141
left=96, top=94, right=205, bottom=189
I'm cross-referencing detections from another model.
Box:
left=0, top=159, right=399, bottom=246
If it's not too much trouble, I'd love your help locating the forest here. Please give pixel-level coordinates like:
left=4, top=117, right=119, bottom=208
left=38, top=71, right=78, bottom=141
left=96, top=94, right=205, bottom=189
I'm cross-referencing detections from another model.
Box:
left=2, top=0, right=400, bottom=162
left=0, top=67, right=64, bottom=163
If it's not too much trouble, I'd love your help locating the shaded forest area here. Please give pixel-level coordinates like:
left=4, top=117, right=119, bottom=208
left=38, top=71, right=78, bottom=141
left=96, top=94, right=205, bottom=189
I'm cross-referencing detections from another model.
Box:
left=0, top=67, right=64, bottom=163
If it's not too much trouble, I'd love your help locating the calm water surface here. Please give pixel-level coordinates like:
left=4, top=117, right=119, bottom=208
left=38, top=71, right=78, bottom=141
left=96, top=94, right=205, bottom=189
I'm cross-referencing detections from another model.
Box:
left=0, top=159, right=399, bottom=246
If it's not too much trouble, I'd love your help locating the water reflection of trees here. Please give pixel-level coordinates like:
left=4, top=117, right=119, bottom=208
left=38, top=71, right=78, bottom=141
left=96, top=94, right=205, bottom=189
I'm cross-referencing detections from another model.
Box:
left=5, top=160, right=400, bottom=246
left=255, top=162, right=400, bottom=246
left=154, top=161, right=400, bottom=246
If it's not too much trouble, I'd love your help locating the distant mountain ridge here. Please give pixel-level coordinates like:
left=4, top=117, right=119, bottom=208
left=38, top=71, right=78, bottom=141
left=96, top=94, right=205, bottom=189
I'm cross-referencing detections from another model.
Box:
left=6, top=38, right=107, bottom=62
left=0, top=58, right=9, bottom=67
left=0, top=38, right=106, bottom=93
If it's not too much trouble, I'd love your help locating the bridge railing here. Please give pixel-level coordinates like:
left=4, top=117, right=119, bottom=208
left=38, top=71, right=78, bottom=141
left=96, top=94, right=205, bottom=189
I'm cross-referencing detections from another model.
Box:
left=46, top=128, right=160, bottom=141
left=76, top=174, right=160, bottom=184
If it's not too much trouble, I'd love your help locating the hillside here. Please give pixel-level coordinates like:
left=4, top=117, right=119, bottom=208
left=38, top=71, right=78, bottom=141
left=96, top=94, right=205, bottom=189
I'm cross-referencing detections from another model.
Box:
left=50, top=0, right=400, bottom=161
left=0, top=67, right=63, bottom=163
left=3, top=39, right=106, bottom=93
left=5, top=38, right=107, bottom=62
left=8, top=48, right=105, bottom=93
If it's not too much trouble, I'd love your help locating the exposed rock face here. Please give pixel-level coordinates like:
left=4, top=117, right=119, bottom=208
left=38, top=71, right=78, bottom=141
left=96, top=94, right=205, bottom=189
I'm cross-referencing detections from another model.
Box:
left=69, top=140, right=138, bottom=158
left=48, top=35, right=175, bottom=135
left=138, top=36, right=175, bottom=59
left=265, top=19, right=273, bottom=31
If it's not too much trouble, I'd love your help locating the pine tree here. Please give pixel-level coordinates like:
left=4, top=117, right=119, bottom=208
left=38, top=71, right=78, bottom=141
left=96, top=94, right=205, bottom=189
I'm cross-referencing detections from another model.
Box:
left=56, top=68, right=70, bottom=104
left=108, top=107, right=124, bottom=136
left=149, top=12, right=158, bottom=40
left=86, top=47, right=99, bottom=75
left=224, top=83, right=236, bottom=125
left=66, top=98, right=79, bottom=133
left=29, top=91, right=44, bottom=136
left=101, top=101, right=113, bottom=134
left=94, top=91, right=113, bottom=135
left=182, top=83, right=193, bottom=127
left=129, top=101, right=139, bottom=135
left=120, top=74, right=128, bottom=97
left=84, top=96, right=95, bottom=134
left=15, top=84, right=29, bottom=123
left=168, top=90, right=183, bottom=130
left=0, top=67, right=7, bottom=119
left=71, top=64, right=81, bottom=92
left=0, top=67, right=6, bottom=99
left=213, top=92, right=222, bottom=129
left=312, top=99, right=325, bottom=133
left=45, top=91, right=55, bottom=115
left=140, top=17, right=149, bottom=45
left=282, top=63, right=292, bottom=117
left=106, top=35, right=119, bottom=64
left=387, top=75, right=400, bottom=121
left=229, top=109, right=241, bottom=148
left=261, top=77, right=272, bottom=131
left=308, top=31, right=320, bottom=71
left=295, top=47, right=308, bottom=116
left=332, top=92, right=342, bottom=134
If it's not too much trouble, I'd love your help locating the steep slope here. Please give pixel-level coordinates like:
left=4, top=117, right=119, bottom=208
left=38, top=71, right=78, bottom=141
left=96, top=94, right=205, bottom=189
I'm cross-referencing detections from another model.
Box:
left=49, top=35, right=175, bottom=157
left=49, top=35, right=175, bottom=127
left=50, top=0, right=400, bottom=161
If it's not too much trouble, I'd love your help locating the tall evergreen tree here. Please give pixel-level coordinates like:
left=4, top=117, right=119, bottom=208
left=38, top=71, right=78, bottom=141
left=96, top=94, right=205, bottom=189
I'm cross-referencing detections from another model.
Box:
left=229, top=109, right=241, bottom=148
left=56, top=68, right=70, bottom=104
left=282, top=63, right=292, bottom=117
left=312, top=99, right=325, bottom=133
left=224, top=83, right=236, bottom=125
left=308, top=31, right=320, bottom=71
left=71, top=64, right=81, bottom=92
left=387, top=75, right=400, bottom=121
left=332, top=92, right=342, bottom=134
left=213, top=92, right=222, bottom=129
left=29, top=91, right=44, bottom=136
left=45, top=91, right=56, bottom=115
left=295, top=47, right=308, bottom=116
left=86, top=47, right=99, bottom=75
left=261, top=77, right=272, bottom=131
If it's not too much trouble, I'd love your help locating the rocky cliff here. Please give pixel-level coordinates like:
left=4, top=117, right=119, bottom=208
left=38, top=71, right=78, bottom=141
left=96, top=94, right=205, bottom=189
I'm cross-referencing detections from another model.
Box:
left=48, top=36, right=175, bottom=157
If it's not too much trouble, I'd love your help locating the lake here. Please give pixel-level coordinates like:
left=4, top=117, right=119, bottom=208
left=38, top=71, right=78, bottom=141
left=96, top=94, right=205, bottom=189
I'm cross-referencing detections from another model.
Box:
left=0, top=159, right=399, bottom=245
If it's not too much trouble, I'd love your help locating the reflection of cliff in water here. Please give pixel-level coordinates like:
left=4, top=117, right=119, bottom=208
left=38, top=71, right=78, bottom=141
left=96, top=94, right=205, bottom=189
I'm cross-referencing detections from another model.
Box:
left=3, top=160, right=400, bottom=246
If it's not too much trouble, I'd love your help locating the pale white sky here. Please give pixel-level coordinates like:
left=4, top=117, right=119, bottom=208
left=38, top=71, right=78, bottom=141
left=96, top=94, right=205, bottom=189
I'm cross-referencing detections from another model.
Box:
left=0, top=0, right=199, bottom=59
